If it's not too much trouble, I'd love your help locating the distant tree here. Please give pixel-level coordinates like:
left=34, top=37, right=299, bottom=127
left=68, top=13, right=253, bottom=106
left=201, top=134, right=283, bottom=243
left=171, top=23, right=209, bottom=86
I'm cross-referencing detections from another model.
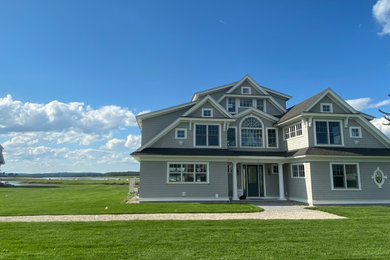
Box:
left=379, top=94, right=390, bottom=125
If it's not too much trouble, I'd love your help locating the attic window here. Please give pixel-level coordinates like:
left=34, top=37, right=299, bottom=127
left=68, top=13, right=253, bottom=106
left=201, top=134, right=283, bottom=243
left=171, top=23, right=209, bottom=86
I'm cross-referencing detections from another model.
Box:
left=321, top=103, right=333, bottom=113
left=241, top=87, right=251, bottom=95
left=202, top=108, right=213, bottom=117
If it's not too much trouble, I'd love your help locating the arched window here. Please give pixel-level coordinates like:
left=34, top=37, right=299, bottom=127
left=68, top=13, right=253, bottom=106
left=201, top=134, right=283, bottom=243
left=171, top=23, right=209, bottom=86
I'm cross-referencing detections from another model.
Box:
left=241, top=117, right=263, bottom=147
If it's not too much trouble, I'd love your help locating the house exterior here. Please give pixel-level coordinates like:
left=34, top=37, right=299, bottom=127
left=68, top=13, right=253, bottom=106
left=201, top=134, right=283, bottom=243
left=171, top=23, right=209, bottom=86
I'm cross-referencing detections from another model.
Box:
left=131, top=75, right=390, bottom=205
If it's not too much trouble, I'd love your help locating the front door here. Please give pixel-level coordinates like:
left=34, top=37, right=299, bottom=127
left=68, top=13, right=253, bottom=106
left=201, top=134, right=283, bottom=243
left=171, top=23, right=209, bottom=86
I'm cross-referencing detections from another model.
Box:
left=247, top=165, right=259, bottom=197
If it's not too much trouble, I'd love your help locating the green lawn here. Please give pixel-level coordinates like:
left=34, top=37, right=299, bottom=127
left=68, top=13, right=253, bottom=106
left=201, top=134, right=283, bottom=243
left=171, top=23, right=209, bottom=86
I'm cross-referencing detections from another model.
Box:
left=0, top=183, right=260, bottom=215
left=1, top=206, right=390, bottom=259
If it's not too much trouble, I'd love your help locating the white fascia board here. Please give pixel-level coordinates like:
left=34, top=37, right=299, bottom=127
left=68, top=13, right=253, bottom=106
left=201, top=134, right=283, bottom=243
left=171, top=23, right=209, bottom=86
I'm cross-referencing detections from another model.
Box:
left=136, top=118, right=182, bottom=152
left=136, top=102, right=196, bottom=127
left=226, top=75, right=268, bottom=95
left=180, top=117, right=235, bottom=123
left=291, top=155, right=390, bottom=162
left=191, top=82, right=237, bottom=101
left=138, top=154, right=288, bottom=162
left=233, top=107, right=279, bottom=122
left=259, top=86, right=292, bottom=100
left=305, top=89, right=357, bottom=114
left=275, top=115, right=302, bottom=127
left=182, top=95, right=232, bottom=118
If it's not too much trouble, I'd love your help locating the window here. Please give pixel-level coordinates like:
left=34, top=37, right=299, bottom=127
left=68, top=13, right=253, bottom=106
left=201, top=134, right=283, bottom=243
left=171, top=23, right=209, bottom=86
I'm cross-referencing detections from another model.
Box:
left=349, top=127, right=362, bottom=138
left=315, top=120, right=342, bottom=145
left=240, top=98, right=253, bottom=107
left=267, top=128, right=278, bottom=148
left=202, top=108, right=213, bottom=117
left=241, top=87, right=251, bottom=94
left=227, top=127, right=236, bottom=147
left=284, top=122, right=303, bottom=139
left=241, top=117, right=263, bottom=147
left=291, top=164, right=305, bottom=178
left=175, top=128, right=187, bottom=139
left=256, top=99, right=265, bottom=111
left=272, top=164, right=279, bottom=174
left=195, top=124, right=220, bottom=147
left=321, top=103, right=333, bottom=113
left=227, top=98, right=236, bottom=113
left=331, top=163, right=360, bottom=190
left=168, top=163, right=208, bottom=183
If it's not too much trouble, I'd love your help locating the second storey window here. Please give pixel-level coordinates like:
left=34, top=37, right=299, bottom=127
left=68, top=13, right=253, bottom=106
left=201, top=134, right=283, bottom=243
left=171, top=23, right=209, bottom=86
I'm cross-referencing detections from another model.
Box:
left=315, top=120, right=342, bottom=145
left=240, top=98, right=253, bottom=108
left=227, top=98, right=236, bottom=113
left=256, top=99, right=265, bottom=111
left=241, top=117, right=263, bottom=147
left=227, top=128, right=236, bottom=147
left=267, top=128, right=277, bottom=148
left=195, top=125, right=220, bottom=147
left=284, top=122, right=302, bottom=139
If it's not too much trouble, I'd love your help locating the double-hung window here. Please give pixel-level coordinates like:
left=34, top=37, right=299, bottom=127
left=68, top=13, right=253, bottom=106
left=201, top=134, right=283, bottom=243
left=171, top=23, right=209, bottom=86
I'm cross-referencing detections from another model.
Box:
left=331, top=163, right=360, bottom=190
left=240, top=99, right=253, bottom=108
left=267, top=128, right=278, bottom=148
left=227, top=98, right=236, bottom=113
left=256, top=99, right=265, bottom=111
left=291, top=164, right=305, bottom=178
left=195, top=124, right=220, bottom=147
left=315, top=120, right=342, bottom=145
left=168, top=163, right=208, bottom=183
left=227, top=127, right=236, bottom=147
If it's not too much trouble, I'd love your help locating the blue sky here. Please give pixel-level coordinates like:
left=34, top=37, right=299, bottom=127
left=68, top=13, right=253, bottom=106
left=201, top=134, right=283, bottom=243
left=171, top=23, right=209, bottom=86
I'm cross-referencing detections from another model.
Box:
left=1, top=0, right=390, bottom=173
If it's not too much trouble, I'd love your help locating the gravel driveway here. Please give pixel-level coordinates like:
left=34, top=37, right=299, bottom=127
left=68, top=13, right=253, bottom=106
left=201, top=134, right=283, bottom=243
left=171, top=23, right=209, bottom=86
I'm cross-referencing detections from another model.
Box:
left=0, top=201, right=344, bottom=222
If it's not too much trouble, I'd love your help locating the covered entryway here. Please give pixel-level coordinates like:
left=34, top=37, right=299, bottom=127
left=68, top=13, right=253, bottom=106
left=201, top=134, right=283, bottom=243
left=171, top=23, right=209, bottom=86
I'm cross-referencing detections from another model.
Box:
left=245, top=165, right=265, bottom=198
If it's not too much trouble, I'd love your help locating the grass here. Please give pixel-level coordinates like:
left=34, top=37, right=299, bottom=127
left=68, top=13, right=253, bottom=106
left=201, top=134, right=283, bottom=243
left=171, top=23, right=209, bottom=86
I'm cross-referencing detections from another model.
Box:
left=0, top=182, right=260, bottom=215
left=1, top=206, right=390, bottom=259
left=2, top=177, right=131, bottom=185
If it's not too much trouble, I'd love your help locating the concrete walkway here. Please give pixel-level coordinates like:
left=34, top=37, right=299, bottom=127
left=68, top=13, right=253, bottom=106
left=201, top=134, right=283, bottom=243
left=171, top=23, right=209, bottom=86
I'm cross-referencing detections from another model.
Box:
left=0, top=202, right=345, bottom=222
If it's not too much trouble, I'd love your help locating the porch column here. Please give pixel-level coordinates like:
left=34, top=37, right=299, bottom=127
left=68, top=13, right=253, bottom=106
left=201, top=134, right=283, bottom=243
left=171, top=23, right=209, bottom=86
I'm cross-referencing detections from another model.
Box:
left=232, top=162, right=239, bottom=201
left=278, top=163, right=286, bottom=200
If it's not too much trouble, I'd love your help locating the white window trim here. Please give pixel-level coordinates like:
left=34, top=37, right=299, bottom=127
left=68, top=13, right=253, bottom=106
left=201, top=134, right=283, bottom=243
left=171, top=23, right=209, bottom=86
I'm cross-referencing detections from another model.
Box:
left=349, top=126, right=362, bottom=138
left=329, top=162, right=361, bottom=191
left=241, top=86, right=251, bottom=95
left=227, top=126, right=237, bottom=148
left=193, top=123, right=222, bottom=148
left=175, top=128, right=187, bottom=139
left=201, top=108, right=213, bottom=117
left=320, top=103, right=333, bottom=113
left=313, top=119, right=344, bottom=147
left=283, top=121, right=303, bottom=141
left=291, top=163, right=305, bottom=179
left=255, top=99, right=267, bottom=113
left=226, top=98, right=237, bottom=114
left=266, top=127, right=279, bottom=148
left=167, top=162, right=209, bottom=184
left=239, top=115, right=265, bottom=148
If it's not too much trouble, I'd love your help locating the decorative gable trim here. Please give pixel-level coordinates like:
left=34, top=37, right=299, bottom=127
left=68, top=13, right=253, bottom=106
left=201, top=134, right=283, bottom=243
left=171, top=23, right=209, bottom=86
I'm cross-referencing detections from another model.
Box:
left=226, top=74, right=268, bottom=95
left=305, top=89, right=357, bottom=114
left=182, top=95, right=232, bottom=118
left=233, top=107, right=279, bottom=122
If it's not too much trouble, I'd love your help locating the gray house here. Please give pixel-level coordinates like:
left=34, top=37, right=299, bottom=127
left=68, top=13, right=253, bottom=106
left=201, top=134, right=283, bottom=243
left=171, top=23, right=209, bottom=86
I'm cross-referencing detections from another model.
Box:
left=132, top=75, right=390, bottom=205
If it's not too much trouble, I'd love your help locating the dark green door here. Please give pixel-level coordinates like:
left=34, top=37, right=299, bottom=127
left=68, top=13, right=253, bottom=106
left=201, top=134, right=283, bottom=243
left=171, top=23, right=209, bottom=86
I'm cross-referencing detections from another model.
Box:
left=247, top=165, right=259, bottom=197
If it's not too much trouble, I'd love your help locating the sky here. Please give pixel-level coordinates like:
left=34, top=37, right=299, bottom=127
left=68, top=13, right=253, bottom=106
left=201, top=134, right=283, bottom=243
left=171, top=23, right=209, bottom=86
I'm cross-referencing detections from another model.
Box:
left=0, top=0, right=390, bottom=173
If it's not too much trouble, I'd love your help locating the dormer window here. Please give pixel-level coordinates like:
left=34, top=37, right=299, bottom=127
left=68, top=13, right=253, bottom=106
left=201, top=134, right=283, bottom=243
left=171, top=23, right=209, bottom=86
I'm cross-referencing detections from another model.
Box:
left=202, top=108, right=213, bottom=117
left=321, top=103, right=333, bottom=113
left=240, top=99, right=253, bottom=108
left=257, top=99, right=265, bottom=112
left=241, top=87, right=251, bottom=95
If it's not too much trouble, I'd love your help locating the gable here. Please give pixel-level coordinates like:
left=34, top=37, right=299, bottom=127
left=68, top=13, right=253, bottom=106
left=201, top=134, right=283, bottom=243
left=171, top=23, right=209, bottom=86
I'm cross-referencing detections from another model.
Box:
left=186, top=100, right=230, bottom=118
left=308, top=95, right=350, bottom=114
left=229, top=80, right=265, bottom=95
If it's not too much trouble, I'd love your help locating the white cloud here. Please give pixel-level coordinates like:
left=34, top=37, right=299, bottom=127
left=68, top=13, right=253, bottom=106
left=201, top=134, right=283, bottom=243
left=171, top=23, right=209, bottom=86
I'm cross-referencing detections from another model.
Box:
left=0, top=94, right=137, bottom=134
left=371, top=117, right=390, bottom=137
left=346, top=97, right=390, bottom=111
left=103, top=138, right=126, bottom=149
left=125, top=134, right=141, bottom=149
left=373, top=0, right=390, bottom=35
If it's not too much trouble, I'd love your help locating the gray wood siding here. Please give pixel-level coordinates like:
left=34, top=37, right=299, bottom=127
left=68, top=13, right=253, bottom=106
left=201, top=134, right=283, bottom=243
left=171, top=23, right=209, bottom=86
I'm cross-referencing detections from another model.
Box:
left=187, top=102, right=227, bottom=118
left=310, top=161, right=390, bottom=202
left=309, top=96, right=349, bottom=113
left=151, top=122, right=227, bottom=149
left=139, top=160, right=229, bottom=200
left=285, top=163, right=308, bottom=201
left=141, top=107, right=190, bottom=145
left=230, top=82, right=263, bottom=95
left=264, top=164, right=279, bottom=197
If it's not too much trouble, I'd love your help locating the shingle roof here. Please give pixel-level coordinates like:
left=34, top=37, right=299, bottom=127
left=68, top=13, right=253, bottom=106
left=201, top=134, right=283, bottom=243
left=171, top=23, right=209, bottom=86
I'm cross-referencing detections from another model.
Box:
left=131, top=147, right=390, bottom=157
left=278, top=89, right=329, bottom=123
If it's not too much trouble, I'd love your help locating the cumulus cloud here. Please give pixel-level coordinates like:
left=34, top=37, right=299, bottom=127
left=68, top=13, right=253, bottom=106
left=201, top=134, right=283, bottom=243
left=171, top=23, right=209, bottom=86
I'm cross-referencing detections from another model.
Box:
left=0, top=94, right=137, bottom=134
left=371, top=117, right=390, bottom=137
left=373, top=0, right=390, bottom=35
left=346, top=97, right=390, bottom=111
left=125, top=134, right=141, bottom=148
left=103, top=138, right=126, bottom=149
